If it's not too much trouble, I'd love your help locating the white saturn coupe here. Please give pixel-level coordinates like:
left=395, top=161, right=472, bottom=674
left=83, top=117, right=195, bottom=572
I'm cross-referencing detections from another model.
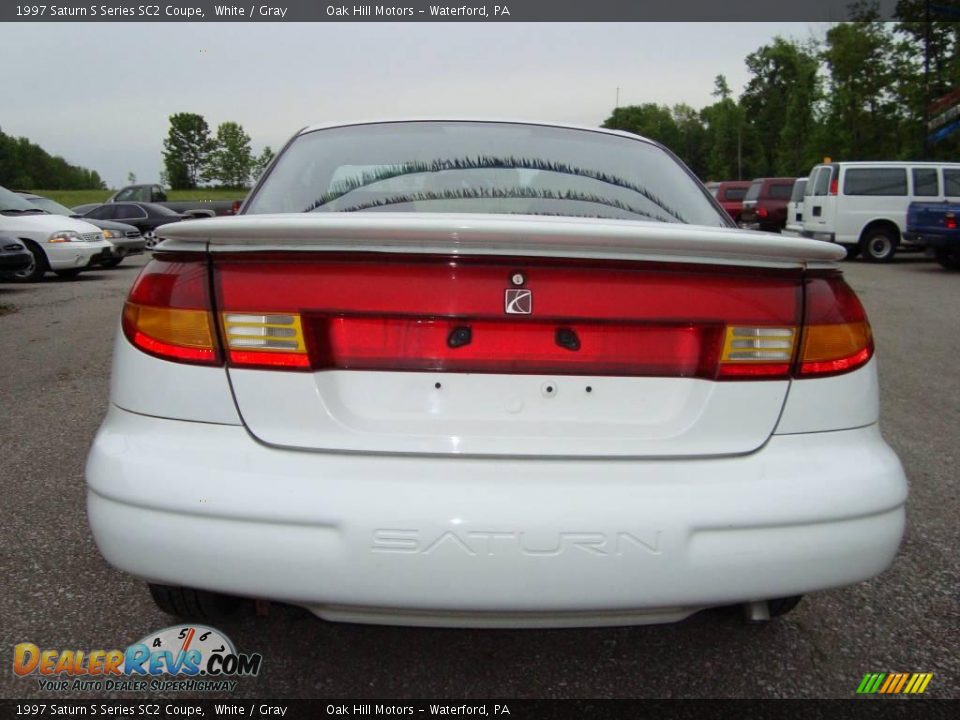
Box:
left=86, top=120, right=907, bottom=628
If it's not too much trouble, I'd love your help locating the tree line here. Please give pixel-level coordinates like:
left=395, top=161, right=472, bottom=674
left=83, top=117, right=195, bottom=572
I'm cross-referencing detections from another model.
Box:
left=162, top=113, right=275, bottom=190
left=0, top=127, right=106, bottom=190
left=604, top=4, right=960, bottom=181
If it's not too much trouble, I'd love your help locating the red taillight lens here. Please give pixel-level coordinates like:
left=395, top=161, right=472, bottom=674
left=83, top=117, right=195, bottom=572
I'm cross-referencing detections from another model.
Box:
left=757, top=207, right=769, bottom=219
left=797, top=274, right=873, bottom=377
left=122, top=255, right=221, bottom=366
left=829, top=178, right=838, bottom=195
left=946, top=213, right=957, bottom=230
left=213, top=254, right=802, bottom=380
left=311, top=316, right=723, bottom=377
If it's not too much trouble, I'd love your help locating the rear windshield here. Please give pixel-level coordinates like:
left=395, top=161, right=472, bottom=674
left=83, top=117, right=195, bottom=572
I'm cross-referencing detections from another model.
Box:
left=247, top=122, right=727, bottom=226
left=789, top=179, right=808, bottom=202
left=724, top=187, right=748, bottom=201
left=744, top=180, right=762, bottom=202
left=769, top=183, right=794, bottom=199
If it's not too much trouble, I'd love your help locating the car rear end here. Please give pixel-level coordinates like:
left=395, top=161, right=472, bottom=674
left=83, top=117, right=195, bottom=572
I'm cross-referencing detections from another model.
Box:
left=86, top=121, right=907, bottom=627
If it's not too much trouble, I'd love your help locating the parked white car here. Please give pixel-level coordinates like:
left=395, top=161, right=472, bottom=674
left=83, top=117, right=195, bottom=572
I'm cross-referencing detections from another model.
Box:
left=800, top=161, right=960, bottom=262
left=86, top=120, right=907, bottom=628
left=0, top=185, right=112, bottom=282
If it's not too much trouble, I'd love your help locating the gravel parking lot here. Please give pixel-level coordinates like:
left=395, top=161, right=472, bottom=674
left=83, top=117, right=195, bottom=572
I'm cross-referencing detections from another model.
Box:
left=1, top=254, right=957, bottom=699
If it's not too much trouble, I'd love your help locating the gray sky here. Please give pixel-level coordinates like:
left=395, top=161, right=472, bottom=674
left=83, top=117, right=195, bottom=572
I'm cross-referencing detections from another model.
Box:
left=2, top=22, right=821, bottom=188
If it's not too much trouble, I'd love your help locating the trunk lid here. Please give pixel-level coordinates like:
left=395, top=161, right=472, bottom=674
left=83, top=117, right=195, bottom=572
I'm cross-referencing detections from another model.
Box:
left=162, top=213, right=842, bottom=458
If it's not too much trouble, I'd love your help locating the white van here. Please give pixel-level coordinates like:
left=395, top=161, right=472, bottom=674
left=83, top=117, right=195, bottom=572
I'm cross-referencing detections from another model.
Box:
left=801, top=161, right=960, bottom=262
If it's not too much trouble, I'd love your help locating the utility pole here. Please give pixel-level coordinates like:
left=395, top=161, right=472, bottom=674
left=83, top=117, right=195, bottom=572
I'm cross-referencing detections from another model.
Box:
left=924, top=0, right=931, bottom=158
left=615, top=86, right=620, bottom=109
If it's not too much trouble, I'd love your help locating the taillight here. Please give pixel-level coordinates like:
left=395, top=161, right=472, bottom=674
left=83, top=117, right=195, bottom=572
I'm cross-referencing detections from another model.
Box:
left=757, top=207, right=769, bottom=219
left=946, top=213, right=957, bottom=230
left=122, top=255, right=221, bottom=366
left=126, top=254, right=873, bottom=382
left=829, top=178, right=838, bottom=195
left=221, top=312, right=309, bottom=369
left=797, top=274, right=873, bottom=377
left=213, top=254, right=803, bottom=380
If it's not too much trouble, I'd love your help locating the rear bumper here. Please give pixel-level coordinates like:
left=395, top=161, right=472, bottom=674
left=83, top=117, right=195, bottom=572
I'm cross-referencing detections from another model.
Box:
left=107, top=238, right=146, bottom=257
left=904, top=230, right=957, bottom=249
left=86, top=407, right=907, bottom=628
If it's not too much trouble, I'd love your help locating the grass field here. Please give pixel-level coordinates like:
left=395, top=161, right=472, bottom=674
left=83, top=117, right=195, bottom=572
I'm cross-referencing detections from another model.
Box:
left=28, top=188, right=247, bottom=208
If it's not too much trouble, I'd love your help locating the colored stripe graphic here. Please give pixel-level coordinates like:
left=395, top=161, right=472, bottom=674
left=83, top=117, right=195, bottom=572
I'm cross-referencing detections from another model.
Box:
left=857, top=672, right=932, bottom=694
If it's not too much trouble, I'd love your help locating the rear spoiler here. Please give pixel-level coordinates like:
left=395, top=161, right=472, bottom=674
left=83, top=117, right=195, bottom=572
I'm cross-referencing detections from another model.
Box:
left=158, top=212, right=846, bottom=266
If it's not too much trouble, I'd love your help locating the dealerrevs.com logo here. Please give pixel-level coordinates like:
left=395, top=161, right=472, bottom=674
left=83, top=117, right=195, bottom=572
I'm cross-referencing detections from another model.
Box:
left=13, top=625, right=262, bottom=692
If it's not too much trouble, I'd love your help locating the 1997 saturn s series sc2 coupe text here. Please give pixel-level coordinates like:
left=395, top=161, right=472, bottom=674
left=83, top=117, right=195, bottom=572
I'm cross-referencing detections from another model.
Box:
left=85, top=120, right=907, bottom=628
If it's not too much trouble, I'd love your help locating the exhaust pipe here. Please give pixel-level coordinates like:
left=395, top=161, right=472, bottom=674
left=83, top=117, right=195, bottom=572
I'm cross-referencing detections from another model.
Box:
left=744, top=600, right=771, bottom=624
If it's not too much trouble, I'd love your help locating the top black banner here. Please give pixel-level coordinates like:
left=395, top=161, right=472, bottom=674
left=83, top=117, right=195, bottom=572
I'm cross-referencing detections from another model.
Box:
left=0, top=0, right=952, bottom=23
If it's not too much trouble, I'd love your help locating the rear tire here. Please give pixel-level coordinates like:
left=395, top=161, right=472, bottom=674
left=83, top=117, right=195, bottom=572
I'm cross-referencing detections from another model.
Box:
left=934, top=248, right=960, bottom=270
left=148, top=583, right=244, bottom=620
left=11, top=241, right=48, bottom=283
left=861, top=229, right=898, bottom=263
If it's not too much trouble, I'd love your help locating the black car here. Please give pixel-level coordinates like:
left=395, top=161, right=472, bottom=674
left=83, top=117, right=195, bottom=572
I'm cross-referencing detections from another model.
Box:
left=17, top=193, right=145, bottom=268
left=81, top=202, right=186, bottom=249
left=0, top=234, right=32, bottom=276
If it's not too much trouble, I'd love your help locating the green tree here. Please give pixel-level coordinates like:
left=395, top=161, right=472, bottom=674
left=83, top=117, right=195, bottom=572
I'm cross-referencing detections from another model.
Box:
left=671, top=103, right=708, bottom=179
left=740, top=37, right=822, bottom=176
left=206, top=122, right=254, bottom=188
left=0, top=127, right=105, bottom=189
left=819, top=19, right=900, bottom=161
left=162, top=113, right=214, bottom=189
left=701, top=75, right=748, bottom=180
left=893, top=0, right=960, bottom=158
left=252, top=146, right=275, bottom=181
left=602, top=104, right=681, bottom=151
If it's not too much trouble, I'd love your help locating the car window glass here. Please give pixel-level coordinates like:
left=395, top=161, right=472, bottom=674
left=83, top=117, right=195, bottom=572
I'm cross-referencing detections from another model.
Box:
left=725, top=187, right=747, bottom=201
left=843, top=168, right=907, bottom=196
left=744, top=181, right=762, bottom=202
left=0, top=185, right=42, bottom=211
left=811, top=167, right=830, bottom=196
left=912, top=168, right=939, bottom=197
left=943, top=169, right=960, bottom=196
left=247, top=122, right=728, bottom=226
left=114, top=204, right=146, bottom=219
left=114, top=188, right=136, bottom=201
left=87, top=205, right=115, bottom=220
left=789, top=180, right=808, bottom=202
left=769, top=183, right=794, bottom=199
left=28, top=196, right=73, bottom=215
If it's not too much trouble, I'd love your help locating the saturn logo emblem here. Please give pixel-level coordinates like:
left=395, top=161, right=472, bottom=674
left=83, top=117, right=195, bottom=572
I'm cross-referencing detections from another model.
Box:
left=504, top=288, right=532, bottom=315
